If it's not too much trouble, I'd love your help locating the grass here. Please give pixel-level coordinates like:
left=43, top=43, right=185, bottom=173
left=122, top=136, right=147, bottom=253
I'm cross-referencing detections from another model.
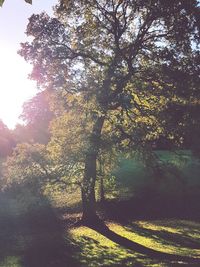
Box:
left=68, top=220, right=200, bottom=266
left=1, top=150, right=200, bottom=266
left=0, top=190, right=78, bottom=267
left=69, top=225, right=160, bottom=267
left=2, top=202, right=200, bottom=267
left=0, top=256, right=21, bottom=267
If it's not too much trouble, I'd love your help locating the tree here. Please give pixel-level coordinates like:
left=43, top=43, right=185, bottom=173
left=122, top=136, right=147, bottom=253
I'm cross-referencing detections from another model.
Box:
left=0, top=120, right=16, bottom=188
left=156, top=50, right=200, bottom=151
left=0, top=120, right=15, bottom=158
left=19, top=0, right=199, bottom=224
left=19, top=90, right=54, bottom=144
left=3, top=140, right=82, bottom=196
left=4, top=143, right=49, bottom=190
left=12, top=90, right=54, bottom=145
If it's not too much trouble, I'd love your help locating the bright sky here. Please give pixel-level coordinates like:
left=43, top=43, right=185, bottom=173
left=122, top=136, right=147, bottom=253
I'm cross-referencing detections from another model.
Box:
left=0, top=0, right=58, bottom=129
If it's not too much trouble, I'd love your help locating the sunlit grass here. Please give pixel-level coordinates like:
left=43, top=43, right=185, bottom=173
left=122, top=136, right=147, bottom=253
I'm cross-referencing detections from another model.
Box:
left=109, top=222, right=200, bottom=257
left=0, top=256, right=22, bottom=267
left=135, top=221, right=181, bottom=234
left=1, top=184, right=200, bottom=267
left=69, top=226, right=161, bottom=266
left=136, top=220, right=200, bottom=240
left=68, top=220, right=200, bottom=266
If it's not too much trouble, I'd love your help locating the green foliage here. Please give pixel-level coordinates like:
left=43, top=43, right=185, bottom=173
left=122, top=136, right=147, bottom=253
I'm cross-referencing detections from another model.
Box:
left=3, top=138, right=82, bottom=194
left=113, top=151, right=200, bottom=200
left=48, top=93, right=91, bottom=164
left=18, top=0, right=200, bottom=152
left=0, top=120, right=15, bottom=158
left=3, top=143, right=50, bottom=190
left=16, top=0, right=200, bottom=220
left=19, top=90, right=54, bottom=144
left=114, top=157, right=153, bottom=191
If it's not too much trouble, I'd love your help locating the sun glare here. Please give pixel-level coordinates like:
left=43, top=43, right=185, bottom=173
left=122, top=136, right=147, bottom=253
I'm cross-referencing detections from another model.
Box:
left=0, top=44, right=37, bottom=129
left=0, top=0, right=57, bottom=130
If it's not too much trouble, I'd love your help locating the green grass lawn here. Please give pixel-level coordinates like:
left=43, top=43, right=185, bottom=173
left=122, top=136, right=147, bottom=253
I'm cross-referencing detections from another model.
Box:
left=67, top=220, right=200, bottom=267
left=68, top=219, right=200, bottom=267
left=1, top=212, right=200, bottom=267
left=1, top=150, right=200, bottom=266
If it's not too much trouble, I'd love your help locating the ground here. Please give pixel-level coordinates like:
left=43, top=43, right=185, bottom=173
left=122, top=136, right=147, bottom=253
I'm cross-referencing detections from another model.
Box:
left=1, top=202, right=200, bottom=267
left=1, top=150, right=200, bottom=266
left=68, top=219, right=200, bottom=266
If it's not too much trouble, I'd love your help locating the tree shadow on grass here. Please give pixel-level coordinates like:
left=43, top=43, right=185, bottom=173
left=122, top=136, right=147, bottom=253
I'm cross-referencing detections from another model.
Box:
left=87, top=222, right=200, bottom=266
left=69, top=234, right=152, bottom=267
left=125, top=222, right=200, bottom=250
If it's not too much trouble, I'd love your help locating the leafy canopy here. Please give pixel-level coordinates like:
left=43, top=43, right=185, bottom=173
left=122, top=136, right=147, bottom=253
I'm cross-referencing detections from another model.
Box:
left=9, top=0, right=199, bottom=190
left=19, top=0, right=199, bottom=149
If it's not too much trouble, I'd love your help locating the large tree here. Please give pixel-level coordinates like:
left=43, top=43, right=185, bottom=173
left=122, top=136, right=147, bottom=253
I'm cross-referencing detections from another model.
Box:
left=19, top=0, right=199, bottom=224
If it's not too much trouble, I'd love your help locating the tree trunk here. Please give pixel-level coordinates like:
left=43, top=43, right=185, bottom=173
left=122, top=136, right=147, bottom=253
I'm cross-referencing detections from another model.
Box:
left=99, top=155, right=105, bottom=203
left=99, top=174, right=105, bottom=203
left=81, top=116, right=105, bottom=225
left=81, top=153, right=99, bottom=224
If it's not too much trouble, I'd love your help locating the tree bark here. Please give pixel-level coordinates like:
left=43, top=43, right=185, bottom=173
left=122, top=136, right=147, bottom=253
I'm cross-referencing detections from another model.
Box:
left=99, top=174, right=105, bottom=203
left=81, top=116, right=105, bottom=225
left=99, top=155, right=105, bottom=203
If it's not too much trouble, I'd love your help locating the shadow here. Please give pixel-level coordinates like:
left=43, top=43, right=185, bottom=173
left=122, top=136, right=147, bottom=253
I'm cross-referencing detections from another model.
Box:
left=0, top=190, right=79, bottom=267
left=125, top=222, right=200, bottom=249
left=0, top=192, right=23, bottom=265
left=87, top=223, right=200, bottom=265
left=68, top=233, right=151, bottom=266
left=100, top=194, right=200, bottom=222
left=21, top=207, right=78, bottom=267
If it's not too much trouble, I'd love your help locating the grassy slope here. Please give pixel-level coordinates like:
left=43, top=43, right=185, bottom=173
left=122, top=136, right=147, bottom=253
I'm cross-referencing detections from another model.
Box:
left=1, top=150, right=200, bottom=266
left=1, top=206, right=200, bottom=266
left=2, top=218, right=200, bottom=267
left=68, top=220, right=200, bottom=267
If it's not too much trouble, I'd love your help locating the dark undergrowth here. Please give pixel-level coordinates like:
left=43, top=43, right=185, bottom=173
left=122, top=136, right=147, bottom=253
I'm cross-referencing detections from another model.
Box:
left=0, top=191, right=79, bottom=267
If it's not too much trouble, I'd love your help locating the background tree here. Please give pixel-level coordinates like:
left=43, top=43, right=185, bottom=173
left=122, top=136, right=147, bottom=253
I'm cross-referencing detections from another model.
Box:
left=4, top=143, right=49, bottom=190
left=0, top=120, right=15, bottom=158
left=3, top=139, right=82, bottom=196
left=19, top=0, right=199, bottom=224
left=19, top=90, right=54, bottom=144
left=0, top=120, right=15, bottom=189
left=156, top=50, right=200, bottom=152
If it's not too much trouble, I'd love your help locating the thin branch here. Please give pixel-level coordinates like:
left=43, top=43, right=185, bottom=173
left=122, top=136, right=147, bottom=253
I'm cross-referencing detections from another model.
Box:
left=52, top=40, right=107, bottom=66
